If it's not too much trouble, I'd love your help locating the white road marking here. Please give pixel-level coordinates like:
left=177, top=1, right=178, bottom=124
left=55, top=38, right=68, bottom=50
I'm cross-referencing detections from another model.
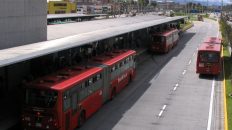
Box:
left=175, top=84, right=179, bottom=87
left=162, top=105, right=167, bottom=110
left=158, top=110, right=164, bottom=117
left=193, top=52, right=196, bottom=57
left=158, top=105, right=167, bottom=117
left=207, top=79, right=215, bottom=130
left=182, top=70, right=186, bottom=75
left=188, top=60, right=192, bottom=65
left=173, top=86, right=177, bottom=91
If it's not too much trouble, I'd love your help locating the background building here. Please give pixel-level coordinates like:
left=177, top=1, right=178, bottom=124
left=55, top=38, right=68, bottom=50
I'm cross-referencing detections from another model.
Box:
left=0, top=0, right=47, bottom=50
left=47, top=1, right=77, bottom=14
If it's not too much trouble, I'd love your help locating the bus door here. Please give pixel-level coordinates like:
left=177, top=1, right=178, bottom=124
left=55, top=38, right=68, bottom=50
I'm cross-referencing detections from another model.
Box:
left=101, top=65, right=110, bottom=102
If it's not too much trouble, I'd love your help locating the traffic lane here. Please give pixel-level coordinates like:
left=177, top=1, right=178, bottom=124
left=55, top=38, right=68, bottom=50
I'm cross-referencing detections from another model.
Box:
left=156, top=62, right=213, bottom=130
left=155, top=20, right=221, bottom=130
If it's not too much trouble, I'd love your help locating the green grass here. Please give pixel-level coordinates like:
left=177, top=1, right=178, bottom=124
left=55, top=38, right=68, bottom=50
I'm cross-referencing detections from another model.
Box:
left=223, top=47, right=232, bottom=130
left=180, top=21, right=193, bottom=31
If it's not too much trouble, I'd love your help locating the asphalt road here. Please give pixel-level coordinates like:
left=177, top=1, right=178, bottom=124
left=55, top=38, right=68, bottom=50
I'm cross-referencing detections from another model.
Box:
left=77, top=19, right=224, bottom=130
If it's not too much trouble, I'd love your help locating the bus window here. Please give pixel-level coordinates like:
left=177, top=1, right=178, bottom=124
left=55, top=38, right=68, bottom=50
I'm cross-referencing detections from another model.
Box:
left=153, top=36, right=165, bottom=43
left=63, top=91, right=71, bottom=112
left=96, top=74, right=101, bottom=80
left=71, top=93, right=77, bottom=113
left=199, top=52, right=219, bottom=63
left=24, top=88, right=58, bottom=108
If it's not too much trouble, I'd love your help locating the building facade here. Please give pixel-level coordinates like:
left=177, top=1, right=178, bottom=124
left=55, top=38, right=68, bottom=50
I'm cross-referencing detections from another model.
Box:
left=47, top=1, right=77, bottom=14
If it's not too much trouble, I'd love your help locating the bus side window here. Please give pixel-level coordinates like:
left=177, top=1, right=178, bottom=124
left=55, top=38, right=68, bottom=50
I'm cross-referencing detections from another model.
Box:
left=71, top=92, right=77, bottom=114
left=63, top=91, right=71, bottom=112
left=97, top=74, right=101, bottom=80
left=78, top=83, right=86, bottom=102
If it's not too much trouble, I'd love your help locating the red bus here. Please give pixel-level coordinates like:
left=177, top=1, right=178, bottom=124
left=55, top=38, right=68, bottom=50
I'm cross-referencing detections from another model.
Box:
left=22, top=49, right=136, bottom=130
left=196, top=40, right=222, bottom=75
left=150, top=28, right=179, bottom=53
left=204, top=37, right=222, bottom=44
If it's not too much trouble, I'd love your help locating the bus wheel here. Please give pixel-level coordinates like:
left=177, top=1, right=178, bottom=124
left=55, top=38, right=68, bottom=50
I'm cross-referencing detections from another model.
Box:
left=111, top=88, right=116, bottom=100
left=78, top=111, right=86, bottom=127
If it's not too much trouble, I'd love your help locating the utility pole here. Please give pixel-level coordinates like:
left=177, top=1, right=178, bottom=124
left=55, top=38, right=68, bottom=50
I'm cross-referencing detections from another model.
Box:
left=221, top=0, right=223, bottom=13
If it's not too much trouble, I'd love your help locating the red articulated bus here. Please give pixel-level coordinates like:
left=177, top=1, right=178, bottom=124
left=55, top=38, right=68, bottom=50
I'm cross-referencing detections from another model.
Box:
left=150, top=28, right=179, bottom=53
left=22, top=49, right=136, bottom=130
left=196, top=37, right=222, bottom=75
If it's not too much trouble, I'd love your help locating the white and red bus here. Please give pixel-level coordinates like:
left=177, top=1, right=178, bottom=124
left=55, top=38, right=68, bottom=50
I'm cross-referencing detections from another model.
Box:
left=150, top=28, right=179, bottom=53
left=196, top=38, right=222, bottom=75
left=21, top=49, right=136, bottom=130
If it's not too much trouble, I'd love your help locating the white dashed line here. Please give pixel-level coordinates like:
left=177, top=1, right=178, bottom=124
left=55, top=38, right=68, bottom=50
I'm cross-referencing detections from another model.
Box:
left=158, top=110, right=164, bottom=117
left=162, top=105, right=167, bottom=110
left=158, top=105, right=167, bottom=117
left=182, top=70, right=186, bottom=75
left=175, top=84, right=179, bottom=87
left=188, top=60, right=192, bottom=65
left=173, top=86, right=177, bottom=91
left=193, top=52, right=196, bottom=57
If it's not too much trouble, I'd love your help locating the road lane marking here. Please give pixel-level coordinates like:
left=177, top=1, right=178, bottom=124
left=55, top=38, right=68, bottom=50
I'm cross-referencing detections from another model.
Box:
left=175, top=84, right=179, bottom=87
left=193, top=52, right=196, bottom=57
left=158, top=105, right=167, bottom=117
left=182, top=70, right=186, bottom=75
left=158, top=110, right=164, bottom=117
left=173, top=86, right=177, bottom=91
left=162, top=105, right=167, bottom=110
left=207, top=79, right=215, bottom=130
left=188, top=60, right=192, bottom=65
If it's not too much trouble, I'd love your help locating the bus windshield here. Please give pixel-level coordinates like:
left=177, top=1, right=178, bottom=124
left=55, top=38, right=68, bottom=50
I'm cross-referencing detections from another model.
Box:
left=153, top=36, right=165, bottom=43
left=24, top=88, right=58, bottom=108
left=199, top=52, right=220, bottom=63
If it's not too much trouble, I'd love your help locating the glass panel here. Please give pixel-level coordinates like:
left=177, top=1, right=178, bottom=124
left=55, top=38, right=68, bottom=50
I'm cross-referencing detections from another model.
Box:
left=199, top=52, right=220, bottom=63
left=24, top=88, right=58, bottom=108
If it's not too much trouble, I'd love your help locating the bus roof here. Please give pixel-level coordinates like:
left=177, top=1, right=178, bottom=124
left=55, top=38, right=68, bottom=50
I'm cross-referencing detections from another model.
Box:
left=152, top=28, right=178, bottom=37
left=27, top=66, right=102, bottom=91
left=204, top=37, right=221, bottom=44
left=198, top=42, right=221, bottom=52
left=92, top=50, right=136, bottom=66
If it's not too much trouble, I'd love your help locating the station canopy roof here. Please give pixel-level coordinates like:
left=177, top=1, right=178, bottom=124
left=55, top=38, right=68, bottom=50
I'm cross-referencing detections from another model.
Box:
left=0, top=15, right=185, bottom=68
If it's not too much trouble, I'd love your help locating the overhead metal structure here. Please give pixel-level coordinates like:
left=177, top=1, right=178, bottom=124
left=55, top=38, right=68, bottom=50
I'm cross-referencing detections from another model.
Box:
left=0, top=15, right=186, bottom=68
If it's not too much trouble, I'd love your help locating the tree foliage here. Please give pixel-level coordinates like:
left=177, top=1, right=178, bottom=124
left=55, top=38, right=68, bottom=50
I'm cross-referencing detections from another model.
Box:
left=220, top=17, right=232, bottom=47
